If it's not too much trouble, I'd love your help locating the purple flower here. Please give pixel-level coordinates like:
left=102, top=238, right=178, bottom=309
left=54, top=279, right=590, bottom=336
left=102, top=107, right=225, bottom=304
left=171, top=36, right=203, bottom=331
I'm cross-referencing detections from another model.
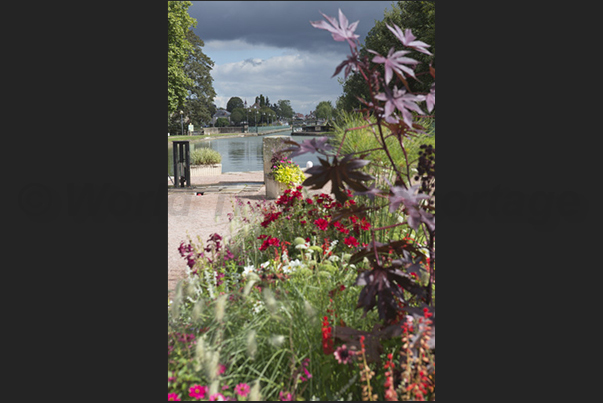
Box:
left=310, top=9, right=359, bottom=49
left=386, top=24, right=432, bottom=55
left=369, top=47, right=419, bottom=84
left=388, top=184, right=434, bottom=231
left=374, top=86, right=425, bottom=128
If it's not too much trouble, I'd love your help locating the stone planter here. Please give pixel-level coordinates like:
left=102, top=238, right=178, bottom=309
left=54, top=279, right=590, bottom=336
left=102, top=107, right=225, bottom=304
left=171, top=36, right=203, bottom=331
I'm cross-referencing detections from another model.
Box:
left=265, top=176, right=289, bottom=199
left=190, top=164, right=222, bottom=176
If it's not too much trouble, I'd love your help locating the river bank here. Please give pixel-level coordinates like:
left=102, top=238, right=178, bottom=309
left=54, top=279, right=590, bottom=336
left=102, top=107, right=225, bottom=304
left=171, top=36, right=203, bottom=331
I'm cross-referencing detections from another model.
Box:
left=168, top=127, right=291, bottom=144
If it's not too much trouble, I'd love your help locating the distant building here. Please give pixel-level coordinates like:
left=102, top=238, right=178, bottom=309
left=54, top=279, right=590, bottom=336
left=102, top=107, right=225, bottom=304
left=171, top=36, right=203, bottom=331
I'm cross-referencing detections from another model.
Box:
left=211, top=109, right=231, bottom=125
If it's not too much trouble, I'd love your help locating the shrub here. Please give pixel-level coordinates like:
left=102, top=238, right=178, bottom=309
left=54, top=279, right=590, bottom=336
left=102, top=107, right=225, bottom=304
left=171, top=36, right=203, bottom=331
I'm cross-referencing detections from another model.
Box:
left=190, top=148, right=222, bottom=165
left=215, top=117, right=230, bottom=127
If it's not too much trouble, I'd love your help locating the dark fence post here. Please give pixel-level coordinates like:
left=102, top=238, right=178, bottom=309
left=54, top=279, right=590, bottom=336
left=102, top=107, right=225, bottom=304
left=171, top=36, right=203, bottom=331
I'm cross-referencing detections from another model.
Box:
left=172, top=141, right=191, bottom=188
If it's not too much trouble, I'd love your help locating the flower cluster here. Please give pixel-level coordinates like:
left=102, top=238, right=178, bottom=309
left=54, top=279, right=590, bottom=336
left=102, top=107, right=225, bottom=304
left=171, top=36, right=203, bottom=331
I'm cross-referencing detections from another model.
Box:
left=258, top=235, right=281, bottom=251
left=270, top=157, right=305, bottom=188
left=259, top=188, right=371, bottom=261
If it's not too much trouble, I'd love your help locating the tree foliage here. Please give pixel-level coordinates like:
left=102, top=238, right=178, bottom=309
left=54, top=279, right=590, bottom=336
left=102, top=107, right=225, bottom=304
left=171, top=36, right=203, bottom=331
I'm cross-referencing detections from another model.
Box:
left=215, top=117, right=230, bottom=127
left=337, top=1, right=435, bottom=113
left=168, top=1, right=196, bottom=117
left=315, top=100, right=335, bottom=120
left=182, top=29, right=216, bottom=127
left=226, top=97, right=245, bottom=112
left=230, top=108, right=246, bottom=125
left=275, top=99, right=294, bottom=119
left=259, top=106, right=276, bottom=124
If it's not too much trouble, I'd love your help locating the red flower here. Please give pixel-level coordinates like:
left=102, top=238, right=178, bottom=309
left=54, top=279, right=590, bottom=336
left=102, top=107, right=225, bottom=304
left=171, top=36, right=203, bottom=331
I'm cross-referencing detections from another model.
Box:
left=261, top=212, right=282, bottom=227
left=360, top=217, right=371, bottom=231
left=321, top=316, right=334, bottom=354
left=333, top=221, right=350, bottom=235
left=314, top=218, right=329, bottom=231
left=259, top=236, right=281, bottom=251
left=305, top=198, right=313, bottom=204
left=344, top=236, right=359, bottom=248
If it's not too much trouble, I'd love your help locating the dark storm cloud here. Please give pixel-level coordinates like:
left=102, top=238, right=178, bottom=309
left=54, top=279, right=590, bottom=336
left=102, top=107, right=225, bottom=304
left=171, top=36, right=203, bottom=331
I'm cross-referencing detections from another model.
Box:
left=190, top=1, right=396, bottom=52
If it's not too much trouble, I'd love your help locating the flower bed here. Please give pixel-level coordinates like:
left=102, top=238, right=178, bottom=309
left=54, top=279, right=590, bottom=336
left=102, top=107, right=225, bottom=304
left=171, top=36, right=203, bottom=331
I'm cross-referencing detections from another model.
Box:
left=168, top=8, right=435, bottom=401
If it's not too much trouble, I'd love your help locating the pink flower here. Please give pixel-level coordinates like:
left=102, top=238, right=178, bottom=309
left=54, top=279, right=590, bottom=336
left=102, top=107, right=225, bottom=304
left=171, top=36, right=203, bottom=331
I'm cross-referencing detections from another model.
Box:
left=209, top=393, right=226, bottom=401
left=374, top=86, right=425, bottom=128
left=234, top=383, right=251, bottom=397
left=334, top=344, right=355, bottom=364
left=279, top=391, right=293, bottom=401
left=310, top=9, right=360, bottom=49
left=217, top=363, right=227, bottom=375
left=189, top=384, right=207, bottom=400
left=168, top=393, right=181, bottom=401
left=369, top=47, right=419, bottom=84
left=386, top=24, right=432, bottom=55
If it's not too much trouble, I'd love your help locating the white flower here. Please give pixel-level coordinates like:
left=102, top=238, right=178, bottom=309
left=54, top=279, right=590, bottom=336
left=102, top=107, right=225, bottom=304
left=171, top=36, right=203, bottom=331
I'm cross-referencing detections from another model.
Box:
left=260, top=261, right=271, bottom=269
left=242, top=265, right=255, bottom=276
left=295, top=243, right=309, bottom=250
left=252, top=300, right=264, bottom=314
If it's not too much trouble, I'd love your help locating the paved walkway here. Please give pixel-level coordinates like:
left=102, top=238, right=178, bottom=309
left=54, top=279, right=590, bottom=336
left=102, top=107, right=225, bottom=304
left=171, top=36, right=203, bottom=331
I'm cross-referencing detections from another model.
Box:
left=167, top=170, right=334, bottom=298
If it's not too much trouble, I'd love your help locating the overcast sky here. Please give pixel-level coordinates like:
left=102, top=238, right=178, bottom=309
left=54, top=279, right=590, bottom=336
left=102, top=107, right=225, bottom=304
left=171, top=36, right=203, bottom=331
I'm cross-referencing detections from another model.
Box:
left=188, top=1, right=396, bottom=115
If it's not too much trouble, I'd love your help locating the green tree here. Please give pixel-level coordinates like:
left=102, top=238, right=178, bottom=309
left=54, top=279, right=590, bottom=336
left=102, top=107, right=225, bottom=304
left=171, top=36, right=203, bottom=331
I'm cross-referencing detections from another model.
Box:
left=230, top=108, right=246, bottom=125
left=276, top=100, right=294, bottom=119
left=259, top=106, right=276, bottom=124
left=215, top=117, right=230, bottom=127
left=337, top=1, right=435, bottom=112
left=226, top=97, right=245, bottom=112
left=168, top=1, right=196, bottom=117
left=255, top=94, right=266, bottom=107
left=182, top=29, right=216, bottom=127
left=315, top=101, right=335, bottom=120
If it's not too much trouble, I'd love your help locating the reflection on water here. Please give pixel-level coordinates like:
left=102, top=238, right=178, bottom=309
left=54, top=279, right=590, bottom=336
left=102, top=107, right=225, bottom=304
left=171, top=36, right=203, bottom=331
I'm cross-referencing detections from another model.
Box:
left=168, top=133, right=327, bottom=175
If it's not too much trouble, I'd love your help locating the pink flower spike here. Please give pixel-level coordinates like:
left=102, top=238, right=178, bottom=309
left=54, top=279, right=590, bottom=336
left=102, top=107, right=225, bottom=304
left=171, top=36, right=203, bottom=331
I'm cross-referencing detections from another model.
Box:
left=310, top=9, right=359, bottom=49
left=386, top=24, right=432, bottom=55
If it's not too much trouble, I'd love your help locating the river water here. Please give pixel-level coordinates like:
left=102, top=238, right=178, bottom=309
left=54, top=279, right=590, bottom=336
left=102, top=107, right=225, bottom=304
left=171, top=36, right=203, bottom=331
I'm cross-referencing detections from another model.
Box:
left=168, top=132, right=329, bottom=175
